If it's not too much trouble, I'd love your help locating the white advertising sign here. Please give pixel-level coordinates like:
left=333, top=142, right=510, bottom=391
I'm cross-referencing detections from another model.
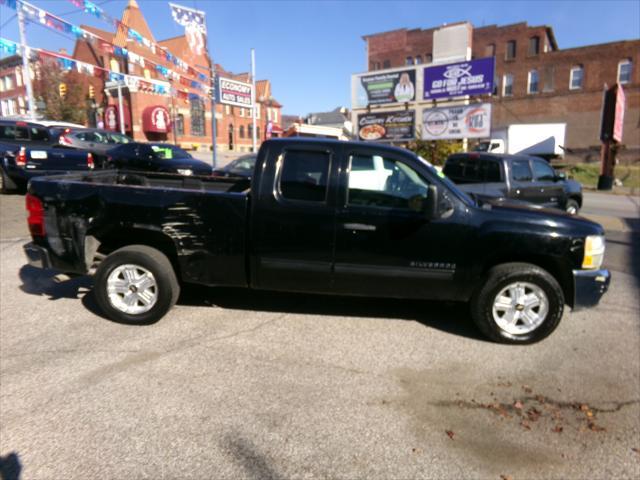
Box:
left=421, top=103, right=491, bottom=140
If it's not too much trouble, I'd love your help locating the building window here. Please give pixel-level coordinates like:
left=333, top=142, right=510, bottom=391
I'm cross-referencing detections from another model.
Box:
left=176, top=114, right=184, bottom=136
left=505, top=40, right=516, bottom=60
left=273, top=109, right=278, bottom=123
left=15, top=67, right=22, bottom=87
left=485, top=44, right=496, bottom=57
left=528, top=70, right=539, bottom=94
left=415, top=55, right=423, bottom=64
left=109, top=58, right=120, bottom=73
left=190, top=98, right=206, bottom=136
left=143, top=69, right=151, bottom=79
left=425, top=54, right=432, bottom=63
left=4, top=75, right=13, bottom=91
left=239, top=125, right=244, bottom=138
left=225, top=104, right=230, bottom=115
left=405, top=56, right=413, bottom=65
left=255, top=105, right=260, bottom=119
left=503, top=74, right=513, bottom=96
left=256, top=126, right=260, bottom=139
left=542, top=67, right=554, bottom=92
left=528, top=36, right=540, bottom=56
left=618, top=59, right=632, bottom=84
left=17, top=96, right=25, bottom=115
left=570, top=66, right=584, bottom=90
left=239, top=108, right=244, bottom=117
left=383, top=60, right=391, bottom=69
left=267, top=108, right=271, bottom=122
left=0, top=78, right=4, bottom=93
left=248, top=124, right=253, bottom=138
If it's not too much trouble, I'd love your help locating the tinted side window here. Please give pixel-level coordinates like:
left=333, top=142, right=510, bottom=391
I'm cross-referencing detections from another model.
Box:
left=532, top=160, right=555, bottom=181
left=480, top=159, right=502, bottom=182
left=511, top=159, right=532, bottom=182
left=279, top=150, right=330, bottom=202
left=0, top=125, right=29, bottom=140
left=30, top=128, right=50, bottom=142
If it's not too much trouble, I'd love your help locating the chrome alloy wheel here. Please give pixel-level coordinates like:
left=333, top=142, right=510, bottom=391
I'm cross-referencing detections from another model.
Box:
left=566, top=205, right=578, bottom=215
left=491, top=282, right=549, bottom=335
left=106, top=264, right=158, bottom=315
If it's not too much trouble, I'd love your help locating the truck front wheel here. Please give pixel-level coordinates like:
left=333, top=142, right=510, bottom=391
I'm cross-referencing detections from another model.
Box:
left=94, top=245, right=180, bottom=325
left=470, top=262, right=564, bottom=344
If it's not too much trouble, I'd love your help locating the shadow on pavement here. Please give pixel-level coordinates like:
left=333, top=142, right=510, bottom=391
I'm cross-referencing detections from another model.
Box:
left=17, top=263, right=485, bottom=341
left=0, top=452, right=21, bottom=480
left=179, top=284, right=486, bottom=342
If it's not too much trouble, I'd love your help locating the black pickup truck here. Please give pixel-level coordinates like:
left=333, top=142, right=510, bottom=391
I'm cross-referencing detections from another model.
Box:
left=1, top=120, right=95, bottom=193
left=23, top=138, right=610, bottom=344
left=443, top=152, right=583, bottom=214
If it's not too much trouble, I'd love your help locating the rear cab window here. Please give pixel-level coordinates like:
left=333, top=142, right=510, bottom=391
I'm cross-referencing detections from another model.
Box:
left=278, top=149, right=331, bottom=203
left=511, top=158, right=533, bottom=182
left=531, top=159, right=556, bottom=181
left=443, top=155, right=502, bottom=184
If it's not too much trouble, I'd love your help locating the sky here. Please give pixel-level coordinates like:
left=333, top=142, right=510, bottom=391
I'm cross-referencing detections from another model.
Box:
left=1, top=0, right=639, bottom=116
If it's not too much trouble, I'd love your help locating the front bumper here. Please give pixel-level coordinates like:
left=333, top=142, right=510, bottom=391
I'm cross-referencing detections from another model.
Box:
left=572, top=269, right=610, bottom=310
left=24, top=242, right=53, bottom=269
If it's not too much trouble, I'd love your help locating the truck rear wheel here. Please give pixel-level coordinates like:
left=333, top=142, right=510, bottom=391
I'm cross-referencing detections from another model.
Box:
left=470, top=262, right=564, bottom=344
left=565, top=199, right=580, bottom=215
left=94, top=245, right=180, bottom=325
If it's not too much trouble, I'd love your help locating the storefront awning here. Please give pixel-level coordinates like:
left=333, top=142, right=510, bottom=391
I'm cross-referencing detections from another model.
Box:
left=104, top=104, right=131, bottom=132
left=142, top=106, right=172, bottom=133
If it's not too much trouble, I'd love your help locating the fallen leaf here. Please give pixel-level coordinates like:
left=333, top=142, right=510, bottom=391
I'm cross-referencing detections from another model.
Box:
left=520, top=420, right=531, bottom=430
left=514, top=401, right=524, bottom=410
left=580, top=404, right=590, bottom=412
left=445, top=430, right=455, bottom=440
left=588, top=422, right=606, bottom=432
left=586, top=411, right=594, bottom=418
left=552, top=425, right=564, bottom=433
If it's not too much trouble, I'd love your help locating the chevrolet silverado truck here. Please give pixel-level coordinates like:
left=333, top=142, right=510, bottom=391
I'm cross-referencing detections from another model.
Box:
left=23, top=138, right=610, bottom=344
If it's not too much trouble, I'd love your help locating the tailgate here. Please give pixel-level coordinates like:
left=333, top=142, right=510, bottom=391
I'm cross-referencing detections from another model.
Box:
left=25, top=148, right=91, bottom=172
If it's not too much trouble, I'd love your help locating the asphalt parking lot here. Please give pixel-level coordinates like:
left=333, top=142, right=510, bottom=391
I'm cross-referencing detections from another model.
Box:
left=1, top=191, right=639, bottom=479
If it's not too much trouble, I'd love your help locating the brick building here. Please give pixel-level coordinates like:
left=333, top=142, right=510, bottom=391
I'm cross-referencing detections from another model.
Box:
left=360, top=21, right=639, bottom=160
left=1, top=0, right=282, bottom=153
left=0, top=55, right=30, bottom=117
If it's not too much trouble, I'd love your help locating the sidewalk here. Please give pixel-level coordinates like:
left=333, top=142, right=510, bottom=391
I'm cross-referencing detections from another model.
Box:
left=191, top=150, right=247, bottom=169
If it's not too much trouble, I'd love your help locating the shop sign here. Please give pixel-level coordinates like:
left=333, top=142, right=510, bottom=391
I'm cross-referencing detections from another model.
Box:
left=357, top=110, right=415, bottom=142
left=423, top=57, right=495, bottom=100
left=422, top=103, right=491, bottom=140
left=217, top=77, right=253, bottom=108
left=353, top=68, right=416, bottom=107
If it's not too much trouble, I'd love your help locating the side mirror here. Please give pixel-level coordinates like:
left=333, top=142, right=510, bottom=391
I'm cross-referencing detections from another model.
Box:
left=424, top=185, right=439, bottom=219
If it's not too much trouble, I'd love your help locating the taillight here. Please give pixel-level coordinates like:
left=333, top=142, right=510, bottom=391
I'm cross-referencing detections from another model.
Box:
left=16, top=147, right=27, bottom=167
left=87, top=152, right=95, bottom=170
left=26, top=193, right=45, bottom=237
left=58, top=135, right=72, bottom=146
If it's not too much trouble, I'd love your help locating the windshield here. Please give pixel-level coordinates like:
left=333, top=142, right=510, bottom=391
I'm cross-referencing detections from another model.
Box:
left=416, top=155, right=475, bottom=206
left=226, top=155, right=256, bottom=174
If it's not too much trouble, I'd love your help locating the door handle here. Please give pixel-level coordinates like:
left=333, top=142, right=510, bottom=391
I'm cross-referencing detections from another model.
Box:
left=540, top=188, right=545, bottom=192
left=343, top=223, right=376, bottom=232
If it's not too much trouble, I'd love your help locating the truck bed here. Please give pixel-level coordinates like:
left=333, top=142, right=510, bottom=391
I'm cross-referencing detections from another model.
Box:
left=28, top=170, right=251, bottom=287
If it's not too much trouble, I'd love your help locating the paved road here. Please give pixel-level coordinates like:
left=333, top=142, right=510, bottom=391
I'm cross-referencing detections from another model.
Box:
left=0, top=192, right=638, bottom=479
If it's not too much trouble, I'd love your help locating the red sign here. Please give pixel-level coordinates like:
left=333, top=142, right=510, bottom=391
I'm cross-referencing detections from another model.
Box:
left=104, top=104, right=131, bottom=132
left=142, top=106, right=172, bottom=133
left=613, top=84, right=625, bottom=143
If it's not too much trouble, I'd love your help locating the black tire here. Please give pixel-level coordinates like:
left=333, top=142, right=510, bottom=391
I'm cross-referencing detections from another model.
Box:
left=565, top=198, right=580, bottom=215
left=470, top=262, right=564, bottom=344
left=94, top=245, right=180, bottom=325
left=0, top=167, right=16, bottom=194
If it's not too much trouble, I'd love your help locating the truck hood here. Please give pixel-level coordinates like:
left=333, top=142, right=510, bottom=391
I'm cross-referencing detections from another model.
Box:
left=479, top=200, right=604, bottom=237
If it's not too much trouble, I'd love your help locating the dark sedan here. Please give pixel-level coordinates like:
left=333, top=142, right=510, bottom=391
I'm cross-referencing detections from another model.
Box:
left=212, top=154, right=257, bottom=179
left=105, top=143, right=212, bottom=176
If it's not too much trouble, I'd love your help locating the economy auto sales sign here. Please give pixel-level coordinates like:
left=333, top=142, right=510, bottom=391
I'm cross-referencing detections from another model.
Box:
left=423, top=57, right=495, bottom=100
left=217, top=77, right=254, bottom=108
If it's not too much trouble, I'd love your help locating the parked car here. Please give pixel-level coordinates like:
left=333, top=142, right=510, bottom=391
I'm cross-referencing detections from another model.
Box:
left=57, top=128, right=132, bottom=162
left=0, top=119, right=94, bottom=193
left=24, top=138, right=609, bottom=344
left=104, top=142, right=212, bottom=176
left=33, top=120, right=87, bottom=130
left=443, top=152, right=583, bottom=214
left=212, top=154, right=257, bottom=179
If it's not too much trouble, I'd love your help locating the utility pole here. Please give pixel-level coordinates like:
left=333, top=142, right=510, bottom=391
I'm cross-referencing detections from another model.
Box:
left=251, top=48, right=257, bottom=152
left=17, top=1, right=36, bottom=119
left=117, top=82, right=125, bottom=135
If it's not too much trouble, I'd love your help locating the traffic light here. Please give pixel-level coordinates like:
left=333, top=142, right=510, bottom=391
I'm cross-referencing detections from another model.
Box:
left=88, top=85, right=95, bottom=99
left=59, top=83, right=67, bottom=98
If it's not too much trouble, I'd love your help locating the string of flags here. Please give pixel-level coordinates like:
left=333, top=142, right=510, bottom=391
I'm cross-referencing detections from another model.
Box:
left=63, top=0, right=209, bottom=81
left=0, top=0, right=211, bottom=95
left=0, top=37, right=205, bottom=102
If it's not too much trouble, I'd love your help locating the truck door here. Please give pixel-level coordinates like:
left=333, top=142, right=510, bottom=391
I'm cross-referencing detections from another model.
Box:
left=507, top=157, right=538, bottom=203
left=333, top=148, right=469, bottom=300
left=530, top=158, right=563, bottom=208
left=251, top=144, right=337, bottom=294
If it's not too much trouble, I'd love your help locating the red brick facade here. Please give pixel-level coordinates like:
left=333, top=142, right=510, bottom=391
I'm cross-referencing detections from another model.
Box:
left=0, top=56, right=29, bottom=117
left=364, top=22, right=640, bottom=157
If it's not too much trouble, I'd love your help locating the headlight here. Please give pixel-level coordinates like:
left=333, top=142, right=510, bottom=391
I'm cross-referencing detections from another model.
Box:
left=582, top=235, right=605, bottom=269
left=177, top=169, right=193, bottom=176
